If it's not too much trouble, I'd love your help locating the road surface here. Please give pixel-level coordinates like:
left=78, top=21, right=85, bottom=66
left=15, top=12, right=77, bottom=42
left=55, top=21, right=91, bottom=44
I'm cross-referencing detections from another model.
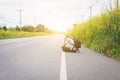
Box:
left=0, top=35, right=120, bottom=80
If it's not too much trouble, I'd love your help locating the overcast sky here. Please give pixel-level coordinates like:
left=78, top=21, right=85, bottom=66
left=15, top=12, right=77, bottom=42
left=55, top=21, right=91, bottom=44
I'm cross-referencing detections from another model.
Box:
left=0, top=0, right=112, bottom=32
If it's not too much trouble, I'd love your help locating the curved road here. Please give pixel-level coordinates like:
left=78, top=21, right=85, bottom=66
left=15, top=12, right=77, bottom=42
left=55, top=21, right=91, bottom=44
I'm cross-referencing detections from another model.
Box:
left=0, top=35, right=120, bottom=80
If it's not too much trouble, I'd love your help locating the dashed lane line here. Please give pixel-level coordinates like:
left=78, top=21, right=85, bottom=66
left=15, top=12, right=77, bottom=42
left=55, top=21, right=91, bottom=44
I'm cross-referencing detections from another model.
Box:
left=60, top=52, right=67, bottom=80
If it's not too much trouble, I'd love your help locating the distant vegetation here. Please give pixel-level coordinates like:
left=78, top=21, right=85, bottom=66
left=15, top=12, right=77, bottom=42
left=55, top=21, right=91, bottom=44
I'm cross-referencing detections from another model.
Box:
left=0, top=24, right=53, bottom=39
left=67, top=2, right=120, bottom=60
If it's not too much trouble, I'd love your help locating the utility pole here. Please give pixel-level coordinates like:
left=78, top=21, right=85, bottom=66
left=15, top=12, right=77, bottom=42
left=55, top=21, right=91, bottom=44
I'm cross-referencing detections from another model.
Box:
left=89, top=1, right=98, bottom=19
left=17, top=9, right=23, bottom=31
left=110, top=0, right=112, bottom=9
left=34, top=17, right=36, bottom=27
left=116, top=0, right=119, bottom=8
left=34, top=17, right=36, bottom=32
left=81, top=15, right=84, bottom=23
left=89, top=6, right=92, bottom=18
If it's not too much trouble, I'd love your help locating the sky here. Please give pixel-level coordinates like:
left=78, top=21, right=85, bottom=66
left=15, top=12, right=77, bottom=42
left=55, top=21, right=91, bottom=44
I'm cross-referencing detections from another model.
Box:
left=0, top=0, right=113, bottom=32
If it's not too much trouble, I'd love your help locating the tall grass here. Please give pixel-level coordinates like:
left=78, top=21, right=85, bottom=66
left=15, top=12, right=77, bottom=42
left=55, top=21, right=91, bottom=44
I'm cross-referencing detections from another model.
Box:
left=67, top=5, right=120, bottom=60
left=0, top=30, right=48, bottom=39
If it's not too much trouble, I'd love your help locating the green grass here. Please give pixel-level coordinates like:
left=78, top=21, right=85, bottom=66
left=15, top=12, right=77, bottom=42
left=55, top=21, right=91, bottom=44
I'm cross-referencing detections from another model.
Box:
left=0, top=30, right=48, bottom=39
left=112, top=46, right=120, bottom=61
left=115, top=55, right=120, bottom=61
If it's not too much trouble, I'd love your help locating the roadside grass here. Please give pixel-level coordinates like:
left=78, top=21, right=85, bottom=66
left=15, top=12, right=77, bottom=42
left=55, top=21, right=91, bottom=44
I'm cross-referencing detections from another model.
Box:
left=0, top=30, right=48, bottom=39
left=112, top=46, right=120, bottom=61
left=115, top=55, right=120, bottom=61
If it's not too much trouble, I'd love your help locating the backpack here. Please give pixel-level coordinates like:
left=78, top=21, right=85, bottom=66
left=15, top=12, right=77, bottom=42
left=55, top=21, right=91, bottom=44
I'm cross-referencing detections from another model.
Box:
left=61, top=46, right=76, bottom=52
left=74, top=38, right=81, bottom=48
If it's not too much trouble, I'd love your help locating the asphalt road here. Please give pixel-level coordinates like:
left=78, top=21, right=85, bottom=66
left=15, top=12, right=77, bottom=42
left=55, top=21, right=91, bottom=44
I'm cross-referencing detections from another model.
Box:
left=0, top=35, right=120, bottom=80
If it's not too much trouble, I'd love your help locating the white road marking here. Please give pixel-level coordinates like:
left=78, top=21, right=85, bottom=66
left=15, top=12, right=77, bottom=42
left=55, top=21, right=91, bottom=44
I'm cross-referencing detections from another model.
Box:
left=60, top=52, right=67, bottom=80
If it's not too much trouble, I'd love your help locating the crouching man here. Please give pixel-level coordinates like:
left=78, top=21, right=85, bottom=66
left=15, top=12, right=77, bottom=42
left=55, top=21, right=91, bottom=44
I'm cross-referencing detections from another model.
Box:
left=62, top=36, right=80, bottom=53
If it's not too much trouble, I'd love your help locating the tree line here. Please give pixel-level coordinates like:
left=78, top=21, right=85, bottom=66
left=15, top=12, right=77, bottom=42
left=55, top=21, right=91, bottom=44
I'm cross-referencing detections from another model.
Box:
left=0, top=24, right=52, bottom=33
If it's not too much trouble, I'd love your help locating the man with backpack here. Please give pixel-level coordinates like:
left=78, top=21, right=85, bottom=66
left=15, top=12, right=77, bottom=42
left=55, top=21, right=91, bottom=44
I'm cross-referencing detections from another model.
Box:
left=61, top=36, right=81, bottom=53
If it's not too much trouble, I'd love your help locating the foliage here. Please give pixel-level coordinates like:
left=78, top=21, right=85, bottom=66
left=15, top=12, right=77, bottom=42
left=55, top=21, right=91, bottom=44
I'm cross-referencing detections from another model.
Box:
left=0, top=27, right=2, bottom=30
left=2, top=26, right=7, bottom=31
left=35, top=24, right=45, bottom=32
left=15, top=26, right=20, bottom=31
left=22, top=25, right=34, bottom=32
left=0, top=23, right=53, bottom=39
left=67, top=5, right=120, bottom=60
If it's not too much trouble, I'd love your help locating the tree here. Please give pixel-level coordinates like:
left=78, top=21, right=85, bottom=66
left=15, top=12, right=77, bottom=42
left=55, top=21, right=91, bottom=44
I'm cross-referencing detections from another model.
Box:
left=0, top=26, right=1, bottom=30
left=15, top=26, right=20, bottom=31
left=22, top=25, right=34, bottom=32
left=2, top=26, right=7, bottom=31
left=35, top=24, right=45, bottom=32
